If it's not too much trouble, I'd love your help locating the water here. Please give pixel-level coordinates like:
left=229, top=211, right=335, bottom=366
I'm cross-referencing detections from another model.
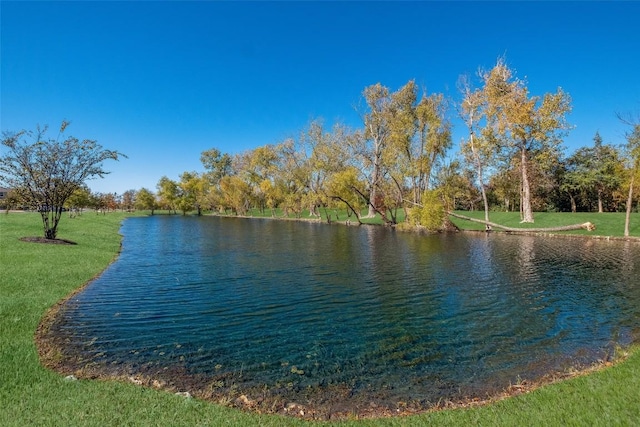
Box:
left=49, top=215, right=640, bottom=414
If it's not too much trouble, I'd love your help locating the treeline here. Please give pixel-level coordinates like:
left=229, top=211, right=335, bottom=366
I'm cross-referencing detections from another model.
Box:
left=70, top=59, right=640, bottom=231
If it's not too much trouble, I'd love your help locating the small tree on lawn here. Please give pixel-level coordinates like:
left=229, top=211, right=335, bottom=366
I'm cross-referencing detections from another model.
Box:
left=0, top=121, right=124, bottom=239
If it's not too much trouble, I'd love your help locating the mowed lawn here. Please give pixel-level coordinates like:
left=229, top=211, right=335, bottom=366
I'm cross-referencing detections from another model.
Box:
left=1, top=211, right=639, bottom=426
left=448, top=210, right=640, bottom=237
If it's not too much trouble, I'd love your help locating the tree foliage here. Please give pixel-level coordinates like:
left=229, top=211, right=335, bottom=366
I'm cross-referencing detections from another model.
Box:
left=481, top=58, right=572, bottom=223
left=563, top=132, right=623, bottom=213
left=135, top=188, right=157, bottom=214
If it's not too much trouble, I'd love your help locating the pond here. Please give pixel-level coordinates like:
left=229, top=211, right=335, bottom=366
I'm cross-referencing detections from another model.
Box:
left=46, top=215, right=640, bottom=418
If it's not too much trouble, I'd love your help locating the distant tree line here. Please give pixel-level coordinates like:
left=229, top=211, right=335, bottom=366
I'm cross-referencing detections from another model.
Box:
left=122, top=59, right=639, bottom=231
left=3, top=58, right=639, bottom=237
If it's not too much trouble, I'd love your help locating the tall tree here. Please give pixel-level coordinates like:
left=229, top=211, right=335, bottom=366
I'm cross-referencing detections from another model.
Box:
left=200, top=148, right=232, bottom=184
left=360, top=83, right=392, bottom=218
left=240, top=145, right=280, bottom=214
left=357, top=80, right=450, bottom=224
left=591, top=132, right=623, bottom=213
left=621, top=120, right=640, bottom=237
left=201, top=147, right=233, bottom=214
left=482, top=58, right=572, bottom=223
left=459, top=74, right=493, bottom=226
left=299, top=120, right=354, bottom=217
left=274, top=139, right=309, bottom=217
left=0, top=121, right=124, bottom=239
left=387, top=81, right=451, bottom=207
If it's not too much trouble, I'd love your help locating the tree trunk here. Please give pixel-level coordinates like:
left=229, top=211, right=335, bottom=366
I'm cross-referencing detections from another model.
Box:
left=41, top=208, right=62, bottom=239
left=330, top=195, right=362, bottom=225
left=624, top=175, right=634, bottom=237
left=479, top=180, right=490, bottom=229
left=520, top=146, right=534, bottom=223
left=449, top=212, right=595, bottom=232
left=366, top=159, right=379, bottom=218
left=598, top=188, right=604, bottom=213
left=471, top=132, right=491, bottom=230
left=569, top=193, right=577, bottom=213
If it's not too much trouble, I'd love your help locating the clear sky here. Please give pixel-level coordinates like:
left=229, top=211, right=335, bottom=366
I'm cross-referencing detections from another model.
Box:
left=2, top=1, right=639, bottom=194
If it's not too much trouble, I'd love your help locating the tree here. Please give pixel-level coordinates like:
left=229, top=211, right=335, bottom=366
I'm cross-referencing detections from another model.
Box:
left=1, top=188, right=22, bottom=212
left=298, top=120, right=355, bottom=217
left=135, top=188, right=158, bottom=214
left=482, top=58, right=572, bottom=223
left=459, top=74, right=493, bottom=226
left=488, top=164, right=521, bottom=212
left=325, top=166, right=366, bottom=223
left=357, top=81, right=450, bottom=225
left=201, top=147, right=233, bottom=214
left=0, top=121, right=124, bottom=239
left=386, top=82, right=451, bottom=208
left=219, top=175, right=251, bottom=215
left=88, top=192, right=118, bottom=214
left=201, top=148, right=232, bottom=185
left=360, top=83, right=392, bottom=218
left=156, top=176, right=179, bottom=214
left=620, top=120, right=640, bottom=237
left=405, top=190, right=446, bottom=232
left=178, top=171, right=209, bottom=215
left=64, top=185, right=92, bottom=215
left=121, top=189, right=136, bottom=212
left=272, top=139, right=309, bottom=218
left=563, top=133, right=622, bottom=212
left=412, top=92, right=451, bottom=196
left=437, top=161, right=480, bottom=211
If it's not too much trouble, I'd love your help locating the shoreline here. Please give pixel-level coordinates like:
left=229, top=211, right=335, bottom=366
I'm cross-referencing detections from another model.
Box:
left=33, top=212, right=640, bottom=420
left=206, top=210, right=640, bottom=242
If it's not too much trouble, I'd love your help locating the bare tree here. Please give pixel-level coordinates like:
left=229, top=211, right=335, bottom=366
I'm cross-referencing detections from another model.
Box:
left=0, top=121, right=124, bottom=239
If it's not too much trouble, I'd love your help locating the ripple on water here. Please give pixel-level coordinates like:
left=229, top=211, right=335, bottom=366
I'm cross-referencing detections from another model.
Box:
left=48, top=216, right=640, bottom=415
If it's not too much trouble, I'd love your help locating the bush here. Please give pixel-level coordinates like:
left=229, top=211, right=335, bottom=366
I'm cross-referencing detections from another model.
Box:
left=404, top=190, right=446, bottom=232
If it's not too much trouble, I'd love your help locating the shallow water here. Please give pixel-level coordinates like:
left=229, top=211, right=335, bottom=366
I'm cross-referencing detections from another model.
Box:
left=51, top=216, right=640, bottom=413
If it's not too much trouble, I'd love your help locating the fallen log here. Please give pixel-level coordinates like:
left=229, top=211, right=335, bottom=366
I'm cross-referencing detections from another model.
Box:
left=448, top=212, right=596, bottom=232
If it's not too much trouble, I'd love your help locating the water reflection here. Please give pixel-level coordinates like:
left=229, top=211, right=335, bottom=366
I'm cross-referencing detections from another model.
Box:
left=47, top=216, right=640, bottom=414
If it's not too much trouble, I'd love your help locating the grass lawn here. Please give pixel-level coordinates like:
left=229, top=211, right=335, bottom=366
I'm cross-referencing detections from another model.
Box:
left=449, top=210, right=640, bottom=238
left=1, top=211, right=639, bottom=426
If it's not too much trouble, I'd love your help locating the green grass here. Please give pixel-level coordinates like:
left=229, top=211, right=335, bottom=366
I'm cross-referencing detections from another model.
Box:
left=449, top=210, right=640, bottom=238
left=1, top=211, right=640, bottom=426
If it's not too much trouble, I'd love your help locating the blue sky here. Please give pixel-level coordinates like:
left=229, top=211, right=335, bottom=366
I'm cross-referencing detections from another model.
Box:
left=2, top=1, right=639, bottom=194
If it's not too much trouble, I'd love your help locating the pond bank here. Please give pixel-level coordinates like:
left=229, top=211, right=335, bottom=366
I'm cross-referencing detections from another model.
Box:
left=3, top=212, right=639, bottom=426
left=33, top=214, right=640, bottom=420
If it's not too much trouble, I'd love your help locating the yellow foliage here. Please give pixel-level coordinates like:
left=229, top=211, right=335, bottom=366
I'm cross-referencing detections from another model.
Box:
left=406, top=190, right=445, bottom=231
